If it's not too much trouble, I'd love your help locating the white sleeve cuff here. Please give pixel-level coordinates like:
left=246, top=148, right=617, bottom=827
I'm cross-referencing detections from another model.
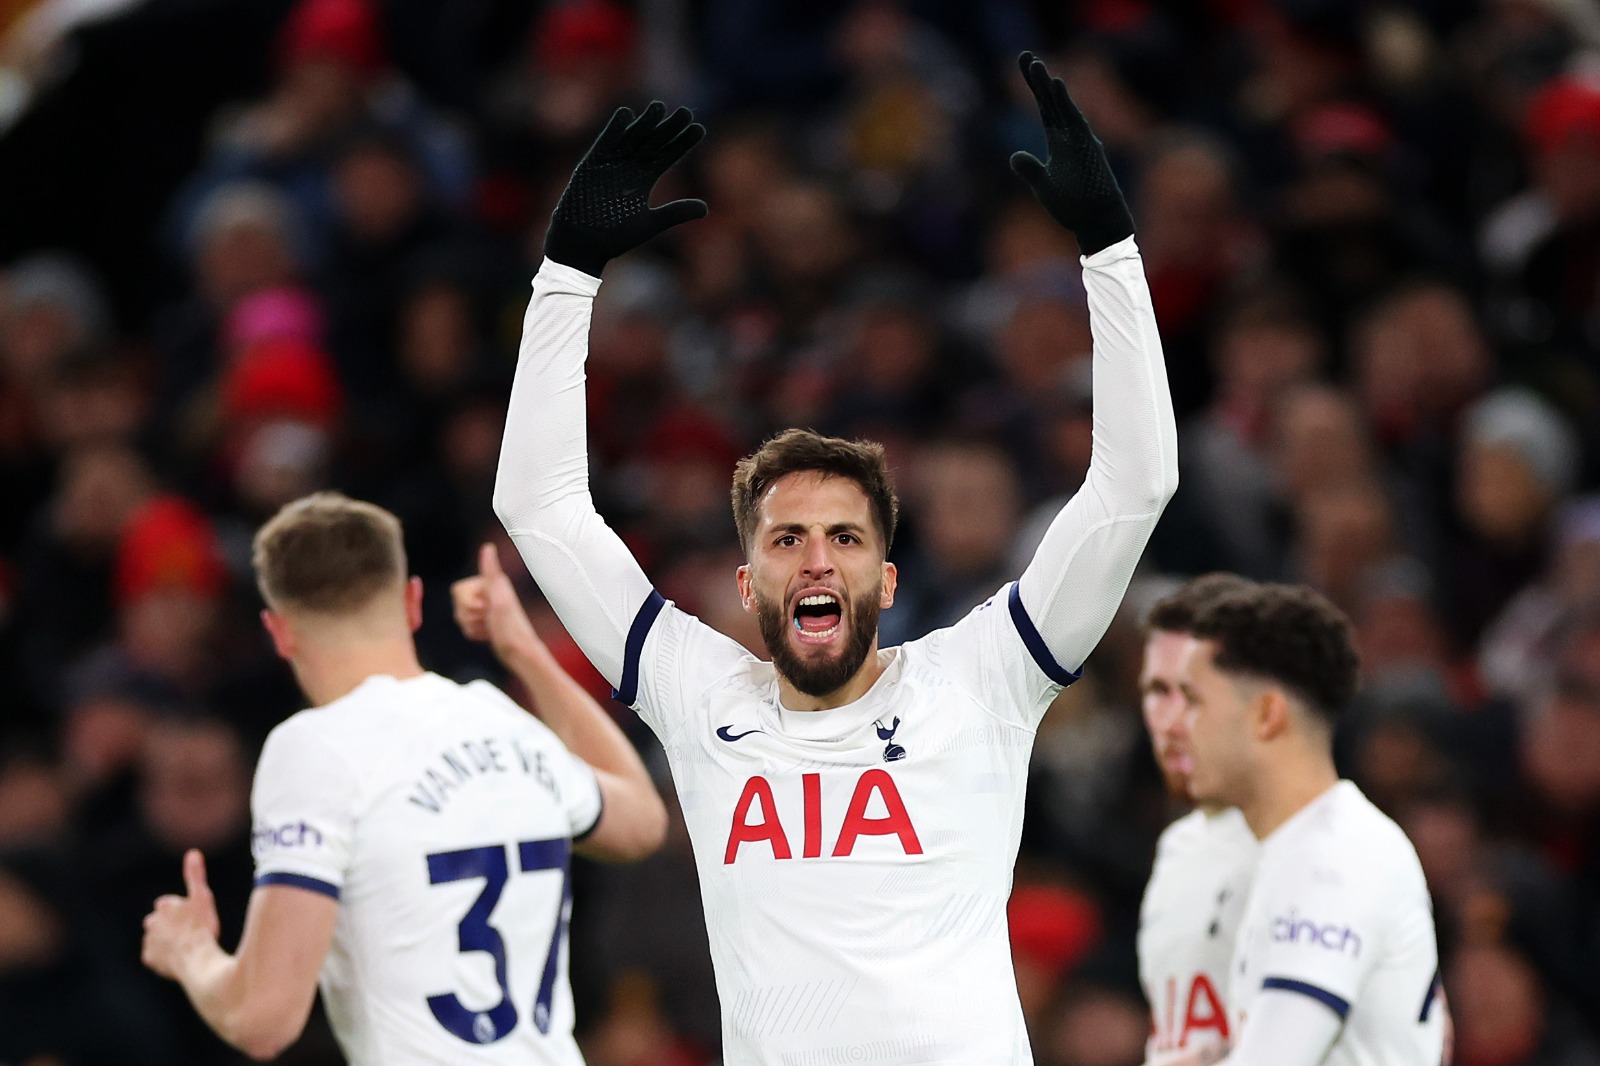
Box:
left=535, top=257, right=605, bottom=294
left=1080, top=234, right=1140, bottom=269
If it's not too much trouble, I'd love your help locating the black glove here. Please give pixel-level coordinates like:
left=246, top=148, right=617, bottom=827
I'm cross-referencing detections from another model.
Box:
left=544, top=102, right=709, bottom=277
left=1009, top=51, right=1134, bottom=257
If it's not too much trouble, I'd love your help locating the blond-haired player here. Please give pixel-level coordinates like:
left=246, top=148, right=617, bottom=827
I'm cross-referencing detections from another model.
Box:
left=141, top=494, right=665, bottom=1064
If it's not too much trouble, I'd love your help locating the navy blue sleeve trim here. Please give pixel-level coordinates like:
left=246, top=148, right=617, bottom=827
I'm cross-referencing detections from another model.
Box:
left=1007, top=583, right=1082, bottom=687
left=1418, top=967, right=1442, bottom=1023
left=255, top=872, right=341, bottom=900
left=574, top=789, right=605, bottom=843
left=612, top=590, right=666, bottom=706
left=1261, top=976, right=1350, bottom=1020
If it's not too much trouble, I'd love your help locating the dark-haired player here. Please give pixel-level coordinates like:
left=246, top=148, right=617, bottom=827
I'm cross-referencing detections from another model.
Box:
left=494, top=53, right=1178, bottom=1063
left=1136, top=574, right=1260, bottom=1062
left=1168, top=583, right=1444, bottom=1065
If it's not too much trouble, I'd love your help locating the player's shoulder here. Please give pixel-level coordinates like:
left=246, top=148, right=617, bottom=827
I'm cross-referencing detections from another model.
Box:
left=1156, top=806, right=1257, bottom=861
left=895, top=584, right=1020, bottom=688
left=1154, top=807, right=1213, bottom=856
left=653, top=600, right=765, bottom=680
left=1307, top=782, right=1408, bottom=847
left=1324, top=781, right=1424, bottom=872
left=1266, top=782, right=1423, bottom=890
left=276, top=672, right=518, bottom=744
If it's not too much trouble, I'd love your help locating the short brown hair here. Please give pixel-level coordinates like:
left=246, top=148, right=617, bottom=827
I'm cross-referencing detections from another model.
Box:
left=1145, top=572, right=1256, bottom=635
left=253, top=492, right=407, bottom=614
left=731, top=429, right=899, bottom=552
left=1189, top=583, right=1360, bottom=721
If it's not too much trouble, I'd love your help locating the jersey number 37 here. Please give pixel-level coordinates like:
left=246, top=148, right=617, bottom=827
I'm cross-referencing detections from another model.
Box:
left=425, top=837, right=571, bottom=1044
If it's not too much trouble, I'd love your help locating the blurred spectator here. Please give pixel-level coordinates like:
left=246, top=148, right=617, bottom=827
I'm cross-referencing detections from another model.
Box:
left=0, top=737, right=68, bottom=848
left=1135, top=129, right=1264, bottom=382
left=169, top=0, right=472, bottom=252
left=12, top=442, right=155, bottom=714
left=1037, top=980, right=1149, bottom=1066
left=87, top=714, right=256, bottom=1066
left=0, top=847, right=178, bottom=1065
left=1482, top=495, right=1600, bottom=701
left=1482, top=73, right=1600, bottom=365
left=0, top=253, right=115, bottom=549
left=889, top=437, right=1021, bottom=641
left=1449, top=387, right=1580, bottom=646
left=1352, top=280, right=1492, bottom=468
left=1184, top=286, right=1326, bottom=577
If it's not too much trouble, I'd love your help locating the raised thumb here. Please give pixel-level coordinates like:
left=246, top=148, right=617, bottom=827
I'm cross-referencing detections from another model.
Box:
left=478, top=542, right=505, bottom=580
left=1009, top=151, right=1049, bottom=194
left=184, top=849, right=210, bottom=898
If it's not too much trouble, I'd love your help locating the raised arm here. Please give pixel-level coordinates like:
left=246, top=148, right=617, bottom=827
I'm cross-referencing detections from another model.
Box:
left=453, top=543, right=667, bottom=861
left=1008, top=52, right=1179, bottom=673
left=492, top=103, right=707, bottom=690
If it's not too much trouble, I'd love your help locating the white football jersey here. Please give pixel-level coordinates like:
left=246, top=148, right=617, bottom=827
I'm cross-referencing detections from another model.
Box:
left=621, top=581, right=1073, bottom=1064
left=1230, top=781, right=1445, bottom=1066
left=1138, top=806, right=1259, bottom=1061
left=250, top=672, right=602, bottom=1066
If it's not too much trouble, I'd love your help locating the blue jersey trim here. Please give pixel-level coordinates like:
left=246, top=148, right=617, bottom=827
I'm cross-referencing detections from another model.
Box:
left=613, top=590, right=666, bottom=706
left=1007, top=583, right=1082, bottom=687
left=1262, top=976, right=1351, bottom=1020
left=1419, top=967, right=1442, bottom=1022
left=255, top=872, right=341, bottom=900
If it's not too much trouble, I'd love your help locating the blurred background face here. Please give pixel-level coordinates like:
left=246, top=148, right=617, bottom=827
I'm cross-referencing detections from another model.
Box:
left=0, top=872, right=62, bottom=973
left=138, top=719, right=249, bottom=852
left=1139, top=629, right=1196, bottom=796
left=1213, top=314, right=1321, bottom=403
left=1458, top=443, right=1551, bottom=544
left=334, top=141, right=423, bottom=242
left=1447, top=943, right=1546, bottom=1066
left=1176, top=639, right=1254, bottom=810
left=398, top=282, right=474, bottom=396
left=197, top=218, right=297, bottom=310
left=913, top=443, right=1020, bottom=579
left=1272, top=385, right=1374, bottom=501
left=1296, top=483, right=1397, bottom=610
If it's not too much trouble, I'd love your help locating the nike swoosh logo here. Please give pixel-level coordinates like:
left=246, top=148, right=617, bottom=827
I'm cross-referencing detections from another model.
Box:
left=716, top=726, right=764, bottom=742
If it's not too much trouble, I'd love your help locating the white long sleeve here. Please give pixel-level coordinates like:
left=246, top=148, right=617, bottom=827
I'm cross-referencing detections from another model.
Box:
left=1219, top=987, right=1345, bottom=1066
left=493, top=260, right=654, bottom=690
left=1014, top=236, right=1178, bottom=673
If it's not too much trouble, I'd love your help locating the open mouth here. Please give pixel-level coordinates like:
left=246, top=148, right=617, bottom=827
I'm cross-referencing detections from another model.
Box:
left=792, top=590, right=844, bottom=644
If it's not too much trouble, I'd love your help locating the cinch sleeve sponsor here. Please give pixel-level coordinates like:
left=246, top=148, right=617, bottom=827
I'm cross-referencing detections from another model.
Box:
left=1252, top=861, right=1384, bottom=1016
left=250, top=721, right=358, bottom=899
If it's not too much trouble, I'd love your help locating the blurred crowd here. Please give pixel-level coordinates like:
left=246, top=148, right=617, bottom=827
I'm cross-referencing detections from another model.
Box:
left=3, top=0, right=1600, bottom=1063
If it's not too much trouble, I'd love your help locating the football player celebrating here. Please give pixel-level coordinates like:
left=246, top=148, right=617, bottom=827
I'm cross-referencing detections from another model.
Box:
left=493, top=52, right=1177, bottom=1062
left=141, top=496, right=665, bottom=1064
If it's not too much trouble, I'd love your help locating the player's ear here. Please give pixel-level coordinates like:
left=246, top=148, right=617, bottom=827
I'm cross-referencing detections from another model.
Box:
left=736, top=564, right=756, bottom=613
left=879, top=561, right=897, bottom=609
left=261, top=608, right=296, bottom=660
left=406, top=576, right=424, bottom=632
left=1255, top=688, right=1291, bottom=742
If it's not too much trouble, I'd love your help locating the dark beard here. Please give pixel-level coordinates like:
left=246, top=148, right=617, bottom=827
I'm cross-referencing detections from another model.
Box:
left=756, top=588, right=881, bottom=699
